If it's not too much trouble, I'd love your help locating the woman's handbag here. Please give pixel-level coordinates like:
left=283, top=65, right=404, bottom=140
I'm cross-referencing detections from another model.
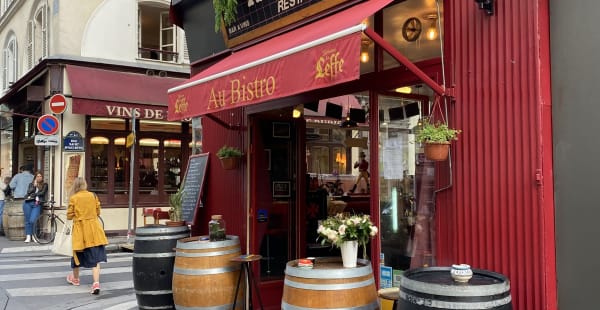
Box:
left=52, top=221, right=73, bottom=256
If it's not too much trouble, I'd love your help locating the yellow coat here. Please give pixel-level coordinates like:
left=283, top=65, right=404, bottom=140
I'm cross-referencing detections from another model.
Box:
left=67, top=190, right=108, bottom=263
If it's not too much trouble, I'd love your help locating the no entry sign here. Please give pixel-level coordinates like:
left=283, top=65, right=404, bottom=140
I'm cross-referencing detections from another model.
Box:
left=49, top=94, right=67, bottom=114
left=37, top=114, right=60, bottom=135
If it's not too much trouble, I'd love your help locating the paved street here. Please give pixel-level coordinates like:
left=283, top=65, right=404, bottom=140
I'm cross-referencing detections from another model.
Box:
left=0, top=236, right=138, bottom=310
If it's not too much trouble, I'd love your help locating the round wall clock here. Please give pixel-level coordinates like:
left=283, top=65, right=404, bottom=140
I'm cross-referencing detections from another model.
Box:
left=402, top=17, right=422, bottom=42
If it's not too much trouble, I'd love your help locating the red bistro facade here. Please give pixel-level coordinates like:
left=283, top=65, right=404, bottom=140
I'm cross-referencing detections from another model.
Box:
left=170, top=1, right=555, bottom=310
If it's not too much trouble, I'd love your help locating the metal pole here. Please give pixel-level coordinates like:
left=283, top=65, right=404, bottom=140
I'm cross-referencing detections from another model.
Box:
left=127, top=113, right=136, bottom=243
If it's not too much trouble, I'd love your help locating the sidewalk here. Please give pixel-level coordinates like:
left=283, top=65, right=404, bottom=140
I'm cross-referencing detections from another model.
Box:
left=0, top=234, right=133, bottom=254
left=0, top=234, right=132, bottom=310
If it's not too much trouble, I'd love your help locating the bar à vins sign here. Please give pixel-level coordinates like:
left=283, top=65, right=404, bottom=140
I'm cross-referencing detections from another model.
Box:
left=224, top=0, right=350, bottom=47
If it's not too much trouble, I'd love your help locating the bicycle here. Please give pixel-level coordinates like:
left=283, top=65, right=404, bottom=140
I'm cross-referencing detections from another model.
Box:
left=33, top=199, right=105, bottom=244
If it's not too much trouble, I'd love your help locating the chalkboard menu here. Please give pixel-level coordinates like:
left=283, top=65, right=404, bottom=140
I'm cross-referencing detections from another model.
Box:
left=180, top=153, right=209, bottom=224
left=224, top=0, right=349, bottom=47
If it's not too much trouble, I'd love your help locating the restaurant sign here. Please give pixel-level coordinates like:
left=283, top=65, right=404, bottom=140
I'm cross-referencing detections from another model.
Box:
left=224, top=0, right=350, bottom=47
left=169, top=33, right=360, bottom=119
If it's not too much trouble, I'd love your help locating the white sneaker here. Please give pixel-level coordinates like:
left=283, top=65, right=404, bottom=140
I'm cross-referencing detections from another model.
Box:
left=24, top=235, right=31, bottom=243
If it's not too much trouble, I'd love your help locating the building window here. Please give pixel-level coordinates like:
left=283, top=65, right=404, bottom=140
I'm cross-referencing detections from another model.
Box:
left=3, top=34, right=17, bottom=90
left=27, top=4, right=48, bottom=69
left=138, top=2, right=177, bottom=62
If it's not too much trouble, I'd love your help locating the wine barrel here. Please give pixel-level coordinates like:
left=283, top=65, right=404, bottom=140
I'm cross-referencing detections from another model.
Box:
left=133, top=224, right=190, bottom=310
left=398, top=267, right=513, bottom=310
left=3, top=200, right=25, bottom=241
left=282, top=257, right=379, bottom=309
left=172, top=235, right=243, bottom=310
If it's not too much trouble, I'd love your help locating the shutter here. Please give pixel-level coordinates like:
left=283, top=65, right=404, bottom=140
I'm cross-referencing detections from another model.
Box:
left=2, top=49, right=7, bottom=90
left=182, top=34, right=189, bottom=63
left=27, top=20, right=33, bottom=69
left=41, top=4, right=48, bottom=58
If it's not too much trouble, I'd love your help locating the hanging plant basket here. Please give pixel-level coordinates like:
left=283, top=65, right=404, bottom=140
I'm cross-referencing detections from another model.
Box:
left=219, top=157, right=240, bottom=170
left=424, top=142, right=450, bottom=161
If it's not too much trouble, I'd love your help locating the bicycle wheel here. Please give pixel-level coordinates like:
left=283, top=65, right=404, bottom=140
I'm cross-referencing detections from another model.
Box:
left=33, top=214, right=57, bottom=244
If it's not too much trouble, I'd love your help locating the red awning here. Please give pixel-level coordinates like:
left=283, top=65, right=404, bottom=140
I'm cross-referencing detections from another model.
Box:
left=167, top=0, right=393, bottom=120
left=66, top=65, right=186, bottom=120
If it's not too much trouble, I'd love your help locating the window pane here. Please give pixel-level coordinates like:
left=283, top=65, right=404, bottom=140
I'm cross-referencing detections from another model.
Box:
left=114, top=138, right=129, bottom=195
left=139, top=138, right=159, bottom=195
left=164, top=139, right=181, bottom=194
left=90, top=137, right=108, bottom=193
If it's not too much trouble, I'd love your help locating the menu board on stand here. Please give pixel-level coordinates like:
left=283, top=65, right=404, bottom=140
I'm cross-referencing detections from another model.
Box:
left=180, top=153, right=209, bottom=225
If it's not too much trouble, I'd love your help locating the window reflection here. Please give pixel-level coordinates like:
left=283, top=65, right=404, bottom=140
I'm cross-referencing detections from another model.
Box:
left=139, top=138, right=159, bottom=195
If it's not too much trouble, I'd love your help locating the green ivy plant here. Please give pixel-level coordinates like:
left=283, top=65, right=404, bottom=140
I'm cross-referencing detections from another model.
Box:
left=217, top=145, right=243, bottom=158
left=415, top=119, right=461, bottom=144
left=213, top=0, right=238, bottom=32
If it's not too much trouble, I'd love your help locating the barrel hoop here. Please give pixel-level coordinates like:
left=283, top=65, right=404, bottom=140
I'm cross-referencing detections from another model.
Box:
left=285, top=260, right=373, bottom=278
left=400, top=285, right=512, bottom=302
left=138, top=305, right=174, bottom=310
left=135, top=289, right=172, bottom=295
left=135, top=233, right=189, bottom=241
left=284, top=277, right=374, bottom=290
left=281, top=300, right=379, bottom=310
left=400, top=276, right=510, bottom=297
left=173, top=304, right=232, bottom=310
left=176, top=236, right=240, bottom=249
left=136, top=226, right=190, bottom=235
left=175, top=248, right=239, bottom=257
left=173, top=265, right=240, bottom=275
left=133, top=252, right=175, bottom=258
left=399, top=290, right=512, bottom=309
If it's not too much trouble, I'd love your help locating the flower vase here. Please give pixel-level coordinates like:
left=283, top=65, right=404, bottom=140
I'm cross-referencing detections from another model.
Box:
left=340, top=240, right=358, bottom=268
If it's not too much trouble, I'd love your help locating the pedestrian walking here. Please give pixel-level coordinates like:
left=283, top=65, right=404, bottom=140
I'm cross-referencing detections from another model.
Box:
left=23, top=172, right=48, bottom=243
left=65, top=177, right=108, bottom=295
left=0, top=176, right=10, bottom=233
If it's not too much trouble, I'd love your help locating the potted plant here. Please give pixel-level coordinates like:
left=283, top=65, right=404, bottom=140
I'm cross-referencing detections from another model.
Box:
left=167, top=186, right=185, bottom=226
left=415, top=119, right=461, bottom=161
left=217, top=145, right=243, bottom=170
left=316, top=213, right=378, bottom=267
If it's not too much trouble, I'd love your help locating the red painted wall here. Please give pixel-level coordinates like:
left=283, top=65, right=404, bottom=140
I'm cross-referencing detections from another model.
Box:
left=438, top=1, right=556, bottom=310
left=192, top=108, right=248, bottom=252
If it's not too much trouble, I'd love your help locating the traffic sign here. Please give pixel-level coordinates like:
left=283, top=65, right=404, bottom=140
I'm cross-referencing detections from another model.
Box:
left=49, top=94, right=67, bottom=114
left=37, top=114, right=60, bottom=135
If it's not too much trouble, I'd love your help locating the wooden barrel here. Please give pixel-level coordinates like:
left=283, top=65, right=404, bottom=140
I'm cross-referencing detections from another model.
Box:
left=398, top=267, right=513, bottom=310
left=172, top=235, right=243, bottom=310
left=133, top=224, right=190, bottom=310
left=282, top=257, right=379, bottom=309
left=3, top=200, right=25, bottom=241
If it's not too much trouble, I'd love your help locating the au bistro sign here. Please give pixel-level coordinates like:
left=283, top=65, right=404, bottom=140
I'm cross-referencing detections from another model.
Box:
left=224, top=0, right=350, bottom=47
left=169, top=33, right=360, bottom=120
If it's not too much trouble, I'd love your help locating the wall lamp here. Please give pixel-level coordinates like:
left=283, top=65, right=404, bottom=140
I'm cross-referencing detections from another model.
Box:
left=475, top=0, right=494, bottom=16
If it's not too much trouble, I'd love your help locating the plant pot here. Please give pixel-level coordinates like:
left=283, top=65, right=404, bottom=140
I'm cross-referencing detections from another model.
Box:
left=340, top=240, right=358, bottom=268
left=219, top=157, right=240, bottom=170
left=424, top=142, right=450, bottom=161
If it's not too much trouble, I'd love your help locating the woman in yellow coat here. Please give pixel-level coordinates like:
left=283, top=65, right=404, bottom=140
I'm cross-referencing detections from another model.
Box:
left=65, top=177, right=108, bottom=295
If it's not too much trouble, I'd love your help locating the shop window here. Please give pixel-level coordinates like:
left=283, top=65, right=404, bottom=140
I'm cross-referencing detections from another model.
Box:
left=90, top=117, right=127, bottom=131
left=140, top=120, right=180, bottom=132
left=378, top=91, right=437, bottom=278
left=90, top=136, right=109, bottom=193
left=164, top=139, right=181, bottom=193
left=138, top=3, right=177, bottom=62
left=139, top=138, right=159, bottom=195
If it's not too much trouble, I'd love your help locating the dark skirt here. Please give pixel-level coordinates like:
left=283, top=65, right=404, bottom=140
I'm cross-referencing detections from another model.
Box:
left=71, top=245, right=108, bottom=268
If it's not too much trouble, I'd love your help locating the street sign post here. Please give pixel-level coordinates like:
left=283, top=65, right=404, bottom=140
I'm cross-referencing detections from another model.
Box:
left=49, top=94, right=67, bottom=114
left=37, top=114, right=60, bottom=135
